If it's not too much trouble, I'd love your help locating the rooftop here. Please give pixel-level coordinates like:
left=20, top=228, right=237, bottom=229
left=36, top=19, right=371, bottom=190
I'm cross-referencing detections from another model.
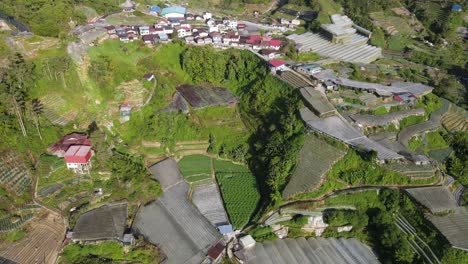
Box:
left=73, top=202, right=127, bottom=242
left=161, top=6, right=186, bottom=16
left=236, top=237, right=381, bottom=264
left=269, top=59, right=286, bottom=67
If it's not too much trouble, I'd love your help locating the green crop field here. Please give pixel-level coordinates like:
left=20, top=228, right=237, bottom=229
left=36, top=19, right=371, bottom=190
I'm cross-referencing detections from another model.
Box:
left=215, top=161, right=259, bottom=229
left=178, top=155, right=212, bottom=183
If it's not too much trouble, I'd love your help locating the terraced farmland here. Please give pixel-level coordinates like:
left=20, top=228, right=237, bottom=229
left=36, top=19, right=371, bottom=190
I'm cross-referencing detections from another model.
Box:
left=441, top=104, right=468, bottom=132
left=215, top=161, right=260, bottom=229
left=0, top=214, right=34, bottom=233
left=278, top=71, right=311, bottom=88
left=178, top=154, right=212, bottom=183
left=0, top=212, right=66, bottom=264
left=383, top=163, right=435, bottom=179
left=0, top=151, right=32, bottom=195
left=40, top=95, right=76, bottom=126
left=282, top=134, right=346, bottom=199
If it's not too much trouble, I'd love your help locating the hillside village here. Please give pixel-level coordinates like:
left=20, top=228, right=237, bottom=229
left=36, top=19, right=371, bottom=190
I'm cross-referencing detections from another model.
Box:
left=0, top=0, right=467, bottom=263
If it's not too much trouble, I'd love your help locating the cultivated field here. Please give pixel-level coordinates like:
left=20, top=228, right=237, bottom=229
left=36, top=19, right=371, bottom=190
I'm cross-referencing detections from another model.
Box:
left=176, top=85, right=237, bottom=109
left=282, top=134, right=346, bottom=198
left=40, top=94, right=77, bottom=126
left=0, top=211, right=66, bottom=264
left=441, top=104, right=468, bottom=132
left=178, top=154, right=212, bottom=183
left=215, top=161, right=259, bottom=229
left=0, top=151, right=32, bottom=195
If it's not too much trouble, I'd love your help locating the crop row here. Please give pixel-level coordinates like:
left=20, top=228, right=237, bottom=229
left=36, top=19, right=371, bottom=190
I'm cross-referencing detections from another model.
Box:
left=216, top=172, right=260, bottom=229
left=0, top=214, right=34, bottom=232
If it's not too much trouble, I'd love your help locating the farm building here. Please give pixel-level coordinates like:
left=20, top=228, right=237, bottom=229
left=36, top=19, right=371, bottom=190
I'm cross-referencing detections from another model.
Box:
left=72, top=202, right=128, bottom=242
left=207, top=241, right=226, bottom=262
left=296, top=64, right=323, bottom=76
left=301, top=108, right=403, bottom=161
left=234, top=237, right=381, bottom=264
left=133, top=158, right=221, bottom=264
left=161, top=6, right=186, bottom=18
left=192, top=183, right=231, bottom=230
left=312, top=69, right=433, bottom=97
left=269, top=59, right=286, bottom=73
left=287, top=15, right=381, bottom=64
left=119, top=102, right=132, bottom=121
left=300, top=87, right=337, bottom=117
left=64, top=145, right=92, bottom=174
left=48, top=133, right=91, bottom=157
left=427, top=207, right=468, bottom=251
left=406, top=186, right=459, bottom=214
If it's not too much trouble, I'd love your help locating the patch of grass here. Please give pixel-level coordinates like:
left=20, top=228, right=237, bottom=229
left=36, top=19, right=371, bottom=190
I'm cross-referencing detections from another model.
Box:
left=0, top=230, right=26, bottom=242
left=387, top=35, right=409, bottom=51
left=373, top=106, right=388, bottom=115
left=216, top=161, right=260, bottom=229
left=400, top=115, right=427, bottom=129
left=426, top=131, right=449, bottom=149
left=178, top=155, right=212, bottom=183
left=61, top=240, right=162, bottom=263
left=296, top=52, right=321, bottom=62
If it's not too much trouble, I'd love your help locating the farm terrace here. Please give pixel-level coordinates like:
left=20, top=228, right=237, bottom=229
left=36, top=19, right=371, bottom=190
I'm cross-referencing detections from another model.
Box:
left=176, top=85, right=238, bottom=109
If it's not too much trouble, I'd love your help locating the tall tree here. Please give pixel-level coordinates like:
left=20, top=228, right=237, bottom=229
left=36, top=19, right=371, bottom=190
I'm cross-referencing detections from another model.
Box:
left=0, top=53, right=36, bottom=137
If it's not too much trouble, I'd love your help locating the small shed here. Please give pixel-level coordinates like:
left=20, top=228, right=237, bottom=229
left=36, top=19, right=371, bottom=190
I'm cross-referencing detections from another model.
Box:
left=143, top=73, right=155, bottom=81
left=149, top=6, right=161, bottom=15
left=452, top=5, right=462, bottom=11
left=239, top=235, right=256, bottom=249
left=207, top=241, right=226, bottom=262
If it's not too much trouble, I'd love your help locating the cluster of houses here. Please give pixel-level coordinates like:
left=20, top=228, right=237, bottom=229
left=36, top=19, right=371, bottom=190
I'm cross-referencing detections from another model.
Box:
left=103, top=5, right=286, bottom=53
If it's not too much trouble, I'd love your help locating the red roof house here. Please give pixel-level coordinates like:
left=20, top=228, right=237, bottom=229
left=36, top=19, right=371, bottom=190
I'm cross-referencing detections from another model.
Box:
left=207, top=241, right=226, bottom=262
left=48, top=133, right=91, bottom=157
left=269, top=39, right=282, bottom=50
left=269, top=60, right=286, bottom=74
left=64, top=145, right=93, bottom=174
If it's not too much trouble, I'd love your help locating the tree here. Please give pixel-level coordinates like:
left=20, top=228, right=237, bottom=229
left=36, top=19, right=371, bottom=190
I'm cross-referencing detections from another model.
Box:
left=30, top=99, right=43, bottom=140
left=0, top=53, right=36, bottom=137
left=379, top=189, right=400, bottom=213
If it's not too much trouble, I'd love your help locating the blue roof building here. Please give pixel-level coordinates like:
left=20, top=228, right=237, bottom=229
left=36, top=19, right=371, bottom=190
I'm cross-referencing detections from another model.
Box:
left=217, top=224, right=233, bottom=235
left=149, top=6, right=161, bottom=13
left=452, top=5, right=462, bottom=11
left=159, top=33, right=169, bottom=41
left=161, top=6, right=186, bottom=18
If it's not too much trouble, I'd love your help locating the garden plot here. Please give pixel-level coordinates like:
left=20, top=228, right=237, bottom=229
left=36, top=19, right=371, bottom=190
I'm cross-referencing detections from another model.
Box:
left=0, top=151, right=32, bottom=195
left=383, top=163, right=435, bottom=179
left=38, top=183, right=64, bottom=197
left=216, top=161, right=260, bottom=229
left=370, top=11, right=423, bottom=35
left=441, top=104, right=468, bottom=132
left=178, top=154, right=212, bottom=183
left=406, top=186, right=458, bottom=213
left=0, top=214, right=34, bottom=233
left=0, top=212, right=66, bottom=264
left=40, top=94, right=77, bottom=126
left=282, top=134, right=346, bottom=199
left=176, top=85, right=237, bottom=109
left=279, top=71, right=311, bottom=89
